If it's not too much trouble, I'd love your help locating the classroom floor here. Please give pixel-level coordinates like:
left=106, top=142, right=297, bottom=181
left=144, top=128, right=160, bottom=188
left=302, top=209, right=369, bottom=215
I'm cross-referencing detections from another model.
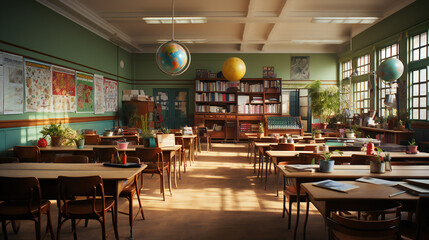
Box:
left=5, top=143, right=327, bottom=240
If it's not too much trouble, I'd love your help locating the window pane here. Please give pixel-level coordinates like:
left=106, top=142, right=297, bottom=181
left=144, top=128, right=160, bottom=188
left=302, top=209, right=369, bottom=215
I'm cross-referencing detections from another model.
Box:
left=421, top=84, right=427, bottom=95
left=414, top=35, right=420, bottom=48
left=422, top=47, right=427, bottom=59
left=414, top=50, right=420, bottom=60
left=421, top=69, right=427, bottom=82
left=422, top=33, right=427, bottom=45
left=413, top=85, right=419, bottom=95
left=420, top=97, right=426, bottom=107
left=420, top=109, right=426, bottom=120
left=413, top=71, right=419, bottom=83
left=413, top=109, right=419, bottom=119
left=392, top=45, right=397, bottom=55
left=413, top=98, right=419, bottom=107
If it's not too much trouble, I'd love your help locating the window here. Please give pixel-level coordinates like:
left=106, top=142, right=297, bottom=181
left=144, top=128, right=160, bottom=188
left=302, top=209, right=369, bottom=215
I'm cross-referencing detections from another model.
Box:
left=410, top=32, right=428, bottom=61
left=378, top=43, right=399, bottom=117
left=353, top=81, right=369, bottom=114
left=409, top=68, right=428, bottom=120
left=356, top=54, right=370, bottom=75
left=342, top=60, right=352, bottom=79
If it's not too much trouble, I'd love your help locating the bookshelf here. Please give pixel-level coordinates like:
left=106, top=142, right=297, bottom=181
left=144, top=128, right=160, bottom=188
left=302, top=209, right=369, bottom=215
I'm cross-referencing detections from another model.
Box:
left=195, top=78, right=300, bottom=141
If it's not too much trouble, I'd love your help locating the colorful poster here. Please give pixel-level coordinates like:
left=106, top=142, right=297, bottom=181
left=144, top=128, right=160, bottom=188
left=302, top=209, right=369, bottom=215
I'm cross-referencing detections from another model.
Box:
left=76, top=71, right=94, bottom=113
left=94, top=74, right=105, bottom=114
left=2, top=53, right=24, bottom=114
left=24, top=59, right=52, bottom=112
left=52, top=65, right=76, bottom=112
left=104, top=78, right=118, bottom=112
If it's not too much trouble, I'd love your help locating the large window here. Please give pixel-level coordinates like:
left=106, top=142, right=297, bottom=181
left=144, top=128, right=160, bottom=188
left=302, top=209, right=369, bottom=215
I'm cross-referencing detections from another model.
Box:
left=353, top=81, right=369, bottom=114
left=342, top=60, right=352, bottom=79
left=378, top=43, right=399, bottom=117
left=356, top=54, right=370, bottom=75
left=410, top=32, right=428, bottom=61
left=409, top=68, right=428, bottom=120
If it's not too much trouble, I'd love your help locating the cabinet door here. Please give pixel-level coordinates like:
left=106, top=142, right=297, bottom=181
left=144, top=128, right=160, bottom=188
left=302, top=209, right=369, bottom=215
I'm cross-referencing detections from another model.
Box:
left=154, top=88, right=189, bottom=129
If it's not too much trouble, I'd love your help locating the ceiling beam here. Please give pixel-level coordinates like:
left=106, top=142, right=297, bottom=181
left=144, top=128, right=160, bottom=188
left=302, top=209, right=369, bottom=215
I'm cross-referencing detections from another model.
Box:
left=240, top=0, right=256, bottom=52
left=261, top=0, right=293, bottom=51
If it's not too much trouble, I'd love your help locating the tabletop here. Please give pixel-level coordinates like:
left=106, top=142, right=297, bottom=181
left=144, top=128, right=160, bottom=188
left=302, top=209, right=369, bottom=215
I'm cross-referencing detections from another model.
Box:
left=27, top=145, right=182, bottom=152
left=266, top=150, right=429, bottom=159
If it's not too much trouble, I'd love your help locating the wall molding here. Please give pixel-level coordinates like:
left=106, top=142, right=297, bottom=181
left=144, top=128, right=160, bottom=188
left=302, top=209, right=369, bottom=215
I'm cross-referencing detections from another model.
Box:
left=0, top=116, right=118, bottom=129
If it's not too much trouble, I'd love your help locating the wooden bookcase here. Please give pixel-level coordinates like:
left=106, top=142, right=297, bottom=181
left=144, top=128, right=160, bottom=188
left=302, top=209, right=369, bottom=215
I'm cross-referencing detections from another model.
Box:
left=195, top=78, right=299, bottom=141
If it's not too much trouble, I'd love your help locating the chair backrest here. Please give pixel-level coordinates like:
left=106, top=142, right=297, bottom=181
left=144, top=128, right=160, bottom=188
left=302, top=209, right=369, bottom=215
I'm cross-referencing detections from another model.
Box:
left=260, top=138, right=279, bottom=143
left=274, top=143, right=295, bottom=151
left=93, top=147, right=118, bottom=163
left=299, top=153, right=322, bottom=164
left=174, top=132, right=183, bottom=136
left=99, top=140, right=118, bottom=145
left=127, top=156, right=140, bottom=164
left=84, top=134, right=100, bottom=145
left=0, top=177, right=41, bottom=203
left=55, top=155, right=89, bottom=163
left=198, top=127, right=208, bottom=138
left=0, top=157, right=19, bottom=163
left=123, top=135, right=139, bottom=145
left=350, top=154, right=376, bottom=165
left=135, top=147, right=163, bottom=165
left=303, top=145, right=317, bottom=151
left=415, top=196, right=429, bottom=240
left=14, top=146, right=41, bottom=163
left=327, top=202, right=401, bottom=240
left=175, top=136, right=184, bottom=146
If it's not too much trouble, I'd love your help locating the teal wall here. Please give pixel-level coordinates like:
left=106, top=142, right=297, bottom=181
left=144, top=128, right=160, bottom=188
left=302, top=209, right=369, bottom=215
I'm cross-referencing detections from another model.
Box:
left=0, top=0, right=132, bottom=155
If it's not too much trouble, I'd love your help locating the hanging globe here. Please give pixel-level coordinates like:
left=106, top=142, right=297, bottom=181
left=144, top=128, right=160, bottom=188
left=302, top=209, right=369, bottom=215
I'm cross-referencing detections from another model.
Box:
left=378, top=58, right=404, bottom=82
left=222, top=57, right=246, bottom=82
left=156, top=40, right=191, bottom=76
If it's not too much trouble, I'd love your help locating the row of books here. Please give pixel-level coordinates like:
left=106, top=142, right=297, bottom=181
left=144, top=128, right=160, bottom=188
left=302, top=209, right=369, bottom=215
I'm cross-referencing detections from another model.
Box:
left=239, top=123, right=259, bottom=132
left=238, top=105, right=263, bottom=114
left=195, top=105, right=236, bottom=113
left=240, top=82, right=263, bottom=92
left=195, top=93, right=235, bottom=102
left=264, top=80, right=281, bottom=88
left=195, top=80, right=228, bottom=92
left=264, top=104, right=281, bottom=114
left=250, top=97, right=263, bottom=104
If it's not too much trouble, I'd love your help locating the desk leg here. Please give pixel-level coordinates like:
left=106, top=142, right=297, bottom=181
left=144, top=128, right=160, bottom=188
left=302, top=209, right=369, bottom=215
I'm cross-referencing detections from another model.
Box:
left=303, top=193, right=310, bottom=240
left=253, top=143, right=257, bottom=173
left=114, top=184, right=120, bottom=240
left=173, top=154, right=178, bottom=188
left=293, top=180, right=302, bottom=240
left=265, top=155, right=269, bottom=189
left=275, top=158, right=279, bottom=197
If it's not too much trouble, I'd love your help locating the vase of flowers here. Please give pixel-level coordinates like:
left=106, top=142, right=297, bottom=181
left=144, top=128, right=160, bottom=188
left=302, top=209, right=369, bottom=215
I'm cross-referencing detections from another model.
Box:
left=370, top=148, right=385, bottom=173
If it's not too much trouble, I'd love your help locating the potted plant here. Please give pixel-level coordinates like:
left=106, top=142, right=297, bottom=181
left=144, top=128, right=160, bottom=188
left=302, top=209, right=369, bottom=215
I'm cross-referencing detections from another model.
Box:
left=117, top=138, right=129, bottom=150
left=258, top=122, right=265, bottom=138
left=345, top=129, right=355, bottom=138
left=314, top=129, right=322, bottom=139
left=140, top=114, right=156, bottom=147
left=40, top=122, right=77, bottom=146
left=397, top=120, right=406, bottom=130
left=306, top=80, right=340, bottom=128
left=319, top=150, right=343, bottom=172
left=160, top=127, right=171, bottom=134
left=408, top=139, right=418, bottom=154
left=370, top=147, right=385, bottom=173
left=74, top=131, right=85, bottom=149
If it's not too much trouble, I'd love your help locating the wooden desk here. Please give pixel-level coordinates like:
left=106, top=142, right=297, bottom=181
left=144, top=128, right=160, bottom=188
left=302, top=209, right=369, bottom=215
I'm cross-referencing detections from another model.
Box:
left=301, top=181, right=418, bottom=239
left=0, top=163, right=146, bottom=238
left=277, top=165, right=429, bottom=240
left=359, top=127, right=414, bottom=144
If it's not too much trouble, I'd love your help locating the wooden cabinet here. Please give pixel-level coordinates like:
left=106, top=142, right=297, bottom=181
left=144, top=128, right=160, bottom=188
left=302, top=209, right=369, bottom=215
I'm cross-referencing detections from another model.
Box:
left=122, top=101, right=155, bottom=128
left=194, top=78, right=286, bottom=141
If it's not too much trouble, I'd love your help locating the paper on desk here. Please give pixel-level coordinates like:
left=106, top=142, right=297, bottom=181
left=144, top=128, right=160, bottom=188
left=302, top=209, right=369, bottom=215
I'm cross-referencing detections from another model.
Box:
left=356, top=177, right=398, bottom=186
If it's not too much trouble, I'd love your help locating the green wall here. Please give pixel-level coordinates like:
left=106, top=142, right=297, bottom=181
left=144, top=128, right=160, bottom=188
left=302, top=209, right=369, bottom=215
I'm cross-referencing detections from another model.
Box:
left=0, top=0, right=133, bottom=154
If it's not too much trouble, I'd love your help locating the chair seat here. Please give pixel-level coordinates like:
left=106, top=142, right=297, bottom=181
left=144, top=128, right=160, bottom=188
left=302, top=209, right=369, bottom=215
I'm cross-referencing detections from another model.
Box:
left=143, top=162, right=169, bottom=171
left=120, top=184, right=137, bottom=197
left=285, top=186, right=306, bottom=196
left=61, top=198, right=115, bottom=216
left=0, top=200, right=50, bottom=218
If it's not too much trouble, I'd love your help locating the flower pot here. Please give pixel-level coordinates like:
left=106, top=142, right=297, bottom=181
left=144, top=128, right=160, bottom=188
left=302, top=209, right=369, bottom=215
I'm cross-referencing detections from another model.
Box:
left=408, top=145, right=418, bottom=154
left=142, top=137, right=156, bottom=148
left=346, top=133, right=355, bottom=138
left=280, top=138, right=287, bottom=143
left=319, top=160, right=335, bottom=172
left=370, top=161, right=385, bottom=173
left=76, top=139, right=85, bottom=149
left=117, top=142, right=129, bottom=150
left=315, top=133, right=322, bottom=139
left=287, top=138, right=294, bottom=144
left=51, top=136, right=62, bottom=146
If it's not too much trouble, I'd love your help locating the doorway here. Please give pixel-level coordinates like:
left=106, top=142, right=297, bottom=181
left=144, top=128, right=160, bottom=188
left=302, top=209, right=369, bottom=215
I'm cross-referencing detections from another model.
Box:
left=153, top=88, right=190, bottom=129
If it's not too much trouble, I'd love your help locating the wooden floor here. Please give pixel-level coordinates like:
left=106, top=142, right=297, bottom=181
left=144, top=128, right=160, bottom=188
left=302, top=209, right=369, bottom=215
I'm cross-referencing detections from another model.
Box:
left=4, top=143, right=327, bottom=240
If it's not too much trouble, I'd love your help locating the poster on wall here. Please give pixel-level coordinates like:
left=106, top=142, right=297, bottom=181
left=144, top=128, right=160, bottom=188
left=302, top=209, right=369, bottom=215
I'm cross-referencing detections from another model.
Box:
left=104, top=78, right=118, bottom=112
left=52, top=65, right=76, bottom=112
left=76, top=71, right=94, bottom=113
left=24, top=59, right=53, bottom=112
left=290, top=56, right=310, bottom=80
left=2, top=52, right=24, bottom=114
left=94, top=74, right=105, bottom=114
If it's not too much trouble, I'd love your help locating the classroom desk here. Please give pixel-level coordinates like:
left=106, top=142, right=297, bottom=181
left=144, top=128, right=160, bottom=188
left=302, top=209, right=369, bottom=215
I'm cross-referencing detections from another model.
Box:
left=0, top=163, right=146, bottom=239
left=359, top=127, right=414, bottom=144
left=277, top=165, right=429, bottom=240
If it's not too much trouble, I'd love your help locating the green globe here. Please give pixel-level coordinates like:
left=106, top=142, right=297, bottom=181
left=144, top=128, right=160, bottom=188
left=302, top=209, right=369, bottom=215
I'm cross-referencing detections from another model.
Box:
left=378, top=58, right=404, bottom=82
left=156, top=41, right=191, bottom=76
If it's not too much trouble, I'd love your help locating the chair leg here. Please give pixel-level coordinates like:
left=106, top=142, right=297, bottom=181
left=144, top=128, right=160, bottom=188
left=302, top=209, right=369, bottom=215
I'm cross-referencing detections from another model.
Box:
left=168, top=168, right=173, bottom=196
left=288, top=197, right=293, bottom=230
left=135, top=186, right=145, bottom=220
left=161, top=172, right=165, bottom=201
left=100, top=217, right=106, bottom=240
left=35, top=218, right=42, bottom=240
left=2, top=220, right=8, bottom=240
left=46, top=209, right=55, bottom=240
left=128, top=196, right=133, bottom=236
left=111, top=207, right=119, bottom=240
left=11, top=220, right=20, bottom=234
left=72, top=219, right=77, bottom=240
left=56, top=216, right=63, bottom=240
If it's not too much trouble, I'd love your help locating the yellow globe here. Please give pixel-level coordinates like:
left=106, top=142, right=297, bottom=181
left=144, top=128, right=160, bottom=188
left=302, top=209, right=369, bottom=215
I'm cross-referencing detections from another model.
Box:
left=222, top=57, right=246, bottom=82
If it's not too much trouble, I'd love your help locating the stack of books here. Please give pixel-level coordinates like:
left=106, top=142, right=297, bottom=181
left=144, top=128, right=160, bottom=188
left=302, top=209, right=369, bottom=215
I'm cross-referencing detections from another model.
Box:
left=397, top=179, right=429, bottom=196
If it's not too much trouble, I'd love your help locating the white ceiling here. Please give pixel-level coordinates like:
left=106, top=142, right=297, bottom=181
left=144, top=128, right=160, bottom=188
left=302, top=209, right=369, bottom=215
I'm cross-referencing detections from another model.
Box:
left=38, top=0, right=415, bottom=53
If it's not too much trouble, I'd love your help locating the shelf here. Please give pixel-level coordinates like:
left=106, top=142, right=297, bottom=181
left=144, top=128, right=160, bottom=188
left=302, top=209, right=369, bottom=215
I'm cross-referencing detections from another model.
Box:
left=238, top=92, right=264, bottom=94
left=265, top=102, right=281, bottom=104
left=196, top=101, right=236, bottom=104
left=195, top=91, right=233, bottom=93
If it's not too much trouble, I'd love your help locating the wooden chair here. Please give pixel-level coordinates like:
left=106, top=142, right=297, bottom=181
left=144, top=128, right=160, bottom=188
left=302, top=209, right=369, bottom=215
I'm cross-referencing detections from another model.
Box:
left=303, top=145, right=317, bottom=151
left=99, top=140, right=118, bottom=145
left=55, top=155, right=89, bottom=163
left=350, top=154, right=376, bottom=165
left=84, top=134, right=100, bottom=145
left=123, top=135, right=139, bottom=145
left=326, top=202, right=402, bottom=240
left=197, top=127, right=211, bottom=152
left=118, top=157, right=144, bottom=238
left=93, top=147, right=118, bottom=163
left=299, top=153, right=323, bottom=164
left=136, top=147, right=171, bottom=201
left=273, top=143, right=295, bottom=151
left=258, top=138, right=279, bottom=180
left=400, top=196, right=429, bottom=240
left=56, top=175, right=118, bottom=240
left=13, top=146, right=41, bottom=163
left=175, top=136, right=187, bottom=176
left=0, top=157, right=19, bottom=163
left=279, top=154, right=316, bottom=229
left=0, top=177, right=55, bottom=240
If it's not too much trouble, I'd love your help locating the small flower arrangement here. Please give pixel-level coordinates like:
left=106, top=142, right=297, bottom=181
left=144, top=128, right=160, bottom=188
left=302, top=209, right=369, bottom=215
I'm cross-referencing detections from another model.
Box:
left=160, top=127, right=171, bottom=134
left=258, top=122, right=264, bottom=133
left=408, top=139, right=416, bottom=146
left=374, top=147, right=384, bottom=163
left=321, top=150, right=343, bottom=162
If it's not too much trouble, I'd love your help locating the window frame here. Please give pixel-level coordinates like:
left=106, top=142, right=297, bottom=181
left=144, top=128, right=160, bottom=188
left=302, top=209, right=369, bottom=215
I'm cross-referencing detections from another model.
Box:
left=378, top=43, right=399, bottom=117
